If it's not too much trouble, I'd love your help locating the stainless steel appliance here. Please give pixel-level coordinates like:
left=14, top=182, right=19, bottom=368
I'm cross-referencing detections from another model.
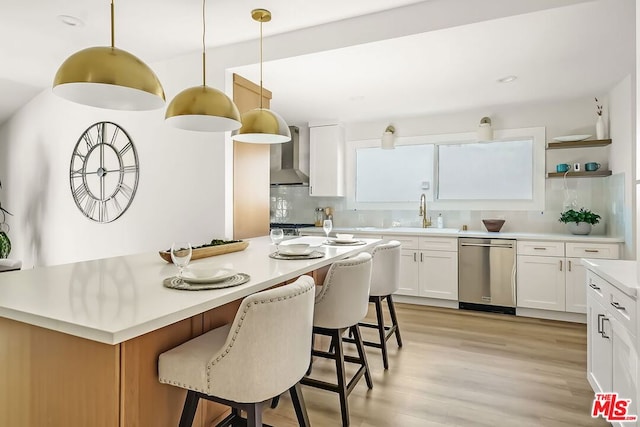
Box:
left=270, top=126, right=309, bottom=186
left=458, top=237, right=516, bottom=314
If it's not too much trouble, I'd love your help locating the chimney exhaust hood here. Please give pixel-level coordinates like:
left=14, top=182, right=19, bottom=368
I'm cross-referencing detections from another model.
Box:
left=270, top=126, right=309, bottom=186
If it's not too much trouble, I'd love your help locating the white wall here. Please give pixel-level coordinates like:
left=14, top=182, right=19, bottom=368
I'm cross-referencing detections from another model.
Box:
left=0, top=91, right=227, bottom=268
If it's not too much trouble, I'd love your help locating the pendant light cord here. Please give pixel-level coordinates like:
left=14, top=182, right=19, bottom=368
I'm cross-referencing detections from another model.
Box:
left=110, top=0, right=115, bottom=48
left=202, top=0, right=206, bottom=86
left=259, top=18, right=263, bottom=109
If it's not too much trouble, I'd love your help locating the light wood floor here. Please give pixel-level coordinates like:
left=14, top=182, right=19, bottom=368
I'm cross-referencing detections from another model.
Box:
left=261, top=303, right=608, bottom=427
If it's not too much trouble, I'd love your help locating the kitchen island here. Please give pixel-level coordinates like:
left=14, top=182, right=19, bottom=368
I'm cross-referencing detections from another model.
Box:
left=0, top=236, right=379, bottom=427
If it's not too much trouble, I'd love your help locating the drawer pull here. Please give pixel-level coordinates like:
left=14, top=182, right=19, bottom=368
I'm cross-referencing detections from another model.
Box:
left=589, top=283, right=601, bottom=291
left=584, top=249, right=600, bottom=253
left=601, top=317, right=610, bottom=339
left=533, top=247, right=547, bottom=250
left=610, top=301, right=627, bottom=311
left=597, top=313, right=605, bottom=334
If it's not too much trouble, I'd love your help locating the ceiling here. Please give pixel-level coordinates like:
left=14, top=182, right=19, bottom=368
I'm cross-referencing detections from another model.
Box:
left=0, top=0, right=635, bottom=126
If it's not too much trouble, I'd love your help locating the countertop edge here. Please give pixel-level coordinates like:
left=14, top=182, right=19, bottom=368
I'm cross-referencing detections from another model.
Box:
left=299, top=227, right=624, bottom=243
left=583, top=258, right=638, bottom=298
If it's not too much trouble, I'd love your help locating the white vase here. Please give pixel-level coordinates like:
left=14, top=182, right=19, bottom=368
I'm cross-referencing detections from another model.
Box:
left=596, top=115, right=605, bottom=140
left=567, top=222, right=592, bottom=235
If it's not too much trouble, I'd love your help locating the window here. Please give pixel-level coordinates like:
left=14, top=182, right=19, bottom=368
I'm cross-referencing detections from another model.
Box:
left=346, top=127, right=545, bottom=210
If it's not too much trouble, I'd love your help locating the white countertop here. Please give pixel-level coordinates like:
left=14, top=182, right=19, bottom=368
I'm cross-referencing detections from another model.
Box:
left=0, top=236, right=379, bottom=345
left=583, top=258, right=639, bottom=298
left=299, top=226, right=624, bottom=243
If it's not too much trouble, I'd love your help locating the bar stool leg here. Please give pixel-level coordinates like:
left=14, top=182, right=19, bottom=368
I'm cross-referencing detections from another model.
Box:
left=178, top=390, right=200, bottom=427
left=351, top=325, right=373, bottom=389
left=373, top=296, right=389, bottom=369
left=333, top=329, right=350, bottom=427
left=386, top=295, right=403, bottom=347
left=289, top=382, right=311, bottom=427
left=245, top=402, right=263, bottom=427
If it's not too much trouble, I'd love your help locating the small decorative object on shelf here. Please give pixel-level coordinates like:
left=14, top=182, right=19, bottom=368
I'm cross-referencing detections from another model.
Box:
left=0, top=180, right=12, bottom=259
left=595, top=97, right=605, bottom=140
left=559, top=208, right=601, bottom=235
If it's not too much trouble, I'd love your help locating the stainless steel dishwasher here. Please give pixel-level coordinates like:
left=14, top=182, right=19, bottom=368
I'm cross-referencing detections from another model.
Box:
left=458, top=237, right=516, bottom=314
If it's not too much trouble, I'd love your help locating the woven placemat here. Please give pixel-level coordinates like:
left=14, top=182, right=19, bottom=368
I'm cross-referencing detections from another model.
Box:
left=163, top=273, right=250, bottom=291
left=268, top=250, right=325, bottom=260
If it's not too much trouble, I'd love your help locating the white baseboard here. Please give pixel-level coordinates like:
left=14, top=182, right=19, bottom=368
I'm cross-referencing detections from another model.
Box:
left=516, top=307, right=586, bottom=324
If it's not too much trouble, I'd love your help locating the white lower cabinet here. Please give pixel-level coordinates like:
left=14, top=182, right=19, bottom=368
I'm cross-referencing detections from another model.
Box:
left=392, top=235, right=457, bottom=300
left=587, top=271, right=639, bottom=427
left=517, top=241, right=620, bottom=313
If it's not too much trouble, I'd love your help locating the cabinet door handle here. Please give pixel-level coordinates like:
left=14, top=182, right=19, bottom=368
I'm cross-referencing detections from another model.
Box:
left=589, top=282, right=601, bottom=291
left=568, top=260, right=572, bottom=272
left=585, top=249, right=599, bottom=253
left=601, top=317, right=610, bottom=339
left=413, top=252, right=417, bottom=262
left=597, top=313, right=605, bottom=334
left=420, top=253, right=423, bottom=262
left=559, top=260, right=563, bottom=271
left=309, top=186, right=313, bottom=195
left=611, top=301, right=627, bottom=311
left=533, top=247, right=547, bottom=250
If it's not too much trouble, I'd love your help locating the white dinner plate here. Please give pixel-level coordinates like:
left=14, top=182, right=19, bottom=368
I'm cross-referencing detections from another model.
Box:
left=552, top=134, right=592, bottom=142
left=332, top=238, right=360, bottom=244
left=182, top=268, right=237, bottom=284
left=278, top=247, right=315, bottom=256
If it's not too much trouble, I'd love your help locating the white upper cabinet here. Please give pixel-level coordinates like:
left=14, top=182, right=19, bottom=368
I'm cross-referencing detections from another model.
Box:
left=309, top=123, right=344, bottom=197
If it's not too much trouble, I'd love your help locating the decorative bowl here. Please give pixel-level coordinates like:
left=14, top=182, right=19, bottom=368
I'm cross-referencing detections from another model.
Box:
left=482, top=219, right=505, bottom=232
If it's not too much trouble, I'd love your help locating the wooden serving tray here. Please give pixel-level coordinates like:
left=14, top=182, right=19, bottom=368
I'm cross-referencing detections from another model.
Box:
left=159, top=241, right=249, bottom=263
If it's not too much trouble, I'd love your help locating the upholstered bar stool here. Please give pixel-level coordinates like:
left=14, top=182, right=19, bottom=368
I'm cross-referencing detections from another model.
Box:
left=158, top=275, right=316, bottom=427
left=301, top=252, right=373, bottom=427
left=346, top=240, right=402, bottom=369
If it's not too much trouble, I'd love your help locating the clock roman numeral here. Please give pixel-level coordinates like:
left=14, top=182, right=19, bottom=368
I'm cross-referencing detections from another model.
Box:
left=122, top=165, right=137, bottom=174
left=83, top=132, right=94, bottom=150
left=73, top=185, right=89, bottom=204
left=119, top=142, right=133, bottom=157
left=99, top=123, right=106, bottom=144
left=84, top=198, right=96, bottom=218
left=118, top=183, right=134, bottom=198
left=110, top=126, right=120, bottom=147
left=111, top=196, right=122, bottom=215
left=70, top=168, right=83, bottom=178
left=98, top=200, right=108, bottom=222
left=74, top=151, right=86, bottom=161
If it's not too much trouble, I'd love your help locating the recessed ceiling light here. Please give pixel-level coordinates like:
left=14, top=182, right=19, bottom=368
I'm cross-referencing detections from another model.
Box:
left=497, top=75, right=517, bottom=84
left=58, top=15, right=84, bottom=27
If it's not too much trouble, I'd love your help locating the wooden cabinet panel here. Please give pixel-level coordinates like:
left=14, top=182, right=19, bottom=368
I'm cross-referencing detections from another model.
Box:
left=398, top=249, right=420, bottom=296
left=0, top=317, right=120, bottom=427
left=233, top=73, right=273, bottom=239
left=419, top=250, right=458, bottom=300
left=566, top=257, right=588, bottom=314
left=121, top=317, right=200, bottom=427
left=587, top=294, right=612, bottom=393
left=309, top=124, right=345, bottom=197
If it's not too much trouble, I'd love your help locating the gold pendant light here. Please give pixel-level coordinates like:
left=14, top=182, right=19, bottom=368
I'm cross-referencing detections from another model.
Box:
left=232, top=9, right=291, bottom=144
left=53, top=0, right=165, bottom=111
left=165, top=0, right=241, bottom=132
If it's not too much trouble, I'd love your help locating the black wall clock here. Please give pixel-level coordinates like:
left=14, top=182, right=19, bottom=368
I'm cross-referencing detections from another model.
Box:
left=69, top=121, right=139, bottom=223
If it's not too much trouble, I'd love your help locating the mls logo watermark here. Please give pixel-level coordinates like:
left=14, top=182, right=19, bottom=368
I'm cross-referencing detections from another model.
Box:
left=592, top=393, right=638, bottom=422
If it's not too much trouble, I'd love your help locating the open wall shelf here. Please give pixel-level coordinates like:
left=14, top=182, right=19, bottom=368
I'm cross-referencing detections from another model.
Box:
left=546, top=139, right=612, bottom=149
left=546, top=170, right=612, bottom=178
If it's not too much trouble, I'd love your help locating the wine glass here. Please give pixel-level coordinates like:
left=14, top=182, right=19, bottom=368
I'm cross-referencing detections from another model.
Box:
left=323, top=219, right=333, bottom=242
left=270, top=229, right=284, bottom=253
left=170, top=242, right=192, bottom=281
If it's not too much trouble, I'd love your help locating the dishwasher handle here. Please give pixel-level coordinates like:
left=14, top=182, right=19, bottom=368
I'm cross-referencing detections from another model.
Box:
left=460, top=242, right=514, bottom=249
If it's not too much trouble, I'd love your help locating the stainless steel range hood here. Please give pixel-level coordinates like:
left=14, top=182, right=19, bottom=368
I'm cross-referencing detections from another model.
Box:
left=270, top=126, right=309, bottom=185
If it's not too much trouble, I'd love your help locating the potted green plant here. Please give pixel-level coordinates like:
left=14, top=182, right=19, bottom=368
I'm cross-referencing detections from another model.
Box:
left=559, top=208, right=601, bottom=235
left=0, top=180, right=12, bottom=258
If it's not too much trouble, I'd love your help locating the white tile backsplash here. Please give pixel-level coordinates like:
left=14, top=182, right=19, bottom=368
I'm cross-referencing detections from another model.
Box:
left=270, top=175, right=624, bottom=236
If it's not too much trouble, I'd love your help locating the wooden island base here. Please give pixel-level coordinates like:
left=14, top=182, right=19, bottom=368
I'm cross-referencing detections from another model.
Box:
left=0, top=267, right=329, bottom=427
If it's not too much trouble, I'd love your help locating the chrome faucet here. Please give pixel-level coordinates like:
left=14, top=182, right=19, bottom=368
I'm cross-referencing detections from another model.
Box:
left=419, top=193, right=431, bottom=228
